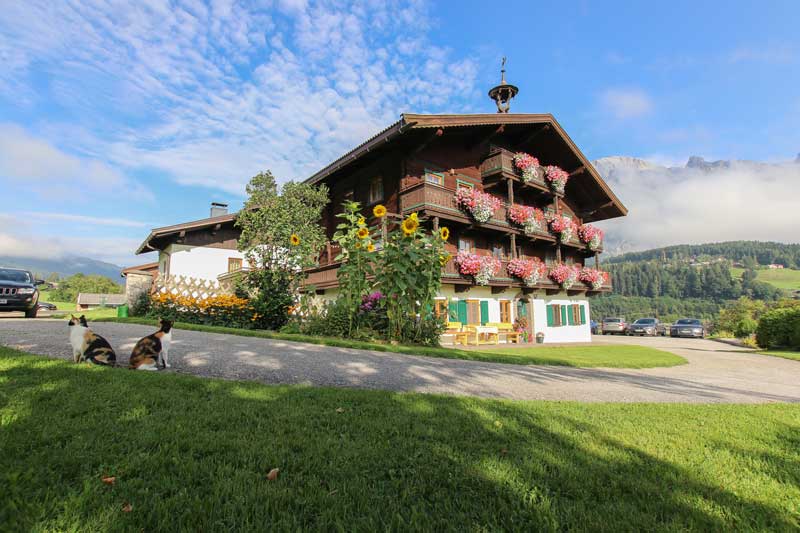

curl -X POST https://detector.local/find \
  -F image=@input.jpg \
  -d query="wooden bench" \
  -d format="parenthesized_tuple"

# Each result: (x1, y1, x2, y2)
(464, 325, 499, 345)
(485, 322, 522, 344)
(443, 322, 470, 346)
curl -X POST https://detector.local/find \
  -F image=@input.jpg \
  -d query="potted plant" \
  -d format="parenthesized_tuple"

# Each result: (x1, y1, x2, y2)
(578, 267, 607, 290)
(544, 165, 570, 194)
(512, 152, 540, 184)
(535, 331, 545, 344)
(454, 188, 502, 224)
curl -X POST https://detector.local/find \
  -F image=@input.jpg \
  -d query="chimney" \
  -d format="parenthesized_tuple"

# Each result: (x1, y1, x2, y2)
(210, 202, 229, 218)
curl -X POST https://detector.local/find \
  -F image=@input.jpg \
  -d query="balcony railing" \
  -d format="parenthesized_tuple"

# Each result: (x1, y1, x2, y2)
(398, 181, 601, 252)
(479, 146, 554, 194)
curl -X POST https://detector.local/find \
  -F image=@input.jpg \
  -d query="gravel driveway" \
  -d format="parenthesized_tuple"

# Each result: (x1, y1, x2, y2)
(1, 319, 799, 403)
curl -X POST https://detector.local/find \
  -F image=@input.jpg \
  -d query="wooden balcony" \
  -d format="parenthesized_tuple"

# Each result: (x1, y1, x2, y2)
(398, 181, 602, 252)
(479, 146, 556, 195)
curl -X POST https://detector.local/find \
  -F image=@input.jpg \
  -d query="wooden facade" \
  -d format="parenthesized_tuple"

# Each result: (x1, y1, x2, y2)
(304, 114, 626, 295)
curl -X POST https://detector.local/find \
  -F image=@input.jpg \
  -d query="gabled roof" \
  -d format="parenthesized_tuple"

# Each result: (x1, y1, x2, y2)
(305, 113, 627, 220)
(77, 293, 127, 306)
(121, 262, 159, 277)
(135, 212, 237, 254)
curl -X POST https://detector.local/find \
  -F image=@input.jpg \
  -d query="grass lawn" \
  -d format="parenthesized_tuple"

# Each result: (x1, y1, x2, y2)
(96, 317, 686, 368)
(730, 267, 800, 291)
(1, 348, 798, 531)
(38, 291, 119, 320)
(759, 350, 800, 362)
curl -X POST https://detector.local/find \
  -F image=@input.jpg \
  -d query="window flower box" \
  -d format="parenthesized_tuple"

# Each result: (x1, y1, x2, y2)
(549, 263, 579, 290)
(544, 165, 570, 194)
(578, 267, 608, 290)
(577, 224, 604, 251)
(455, 251, 501, 286)
(548, 214, 577, 244)
(507, 258, 548, 287)
(508, 204, 546, 236)
(454, 187, 502, 224)
(512, 152, 541, 184)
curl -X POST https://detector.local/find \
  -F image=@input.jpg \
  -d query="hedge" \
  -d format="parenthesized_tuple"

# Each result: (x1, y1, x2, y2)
(755, 307, 800, 349)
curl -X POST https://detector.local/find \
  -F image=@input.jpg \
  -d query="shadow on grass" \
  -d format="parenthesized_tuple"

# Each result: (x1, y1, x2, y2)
(1, 349, 798, 531)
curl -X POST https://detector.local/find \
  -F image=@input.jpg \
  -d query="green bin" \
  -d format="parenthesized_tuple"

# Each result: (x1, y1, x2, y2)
(117, 304, 129, 318)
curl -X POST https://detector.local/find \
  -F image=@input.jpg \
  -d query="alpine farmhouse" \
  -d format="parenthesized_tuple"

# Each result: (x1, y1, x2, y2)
(133, 75, 627, 343)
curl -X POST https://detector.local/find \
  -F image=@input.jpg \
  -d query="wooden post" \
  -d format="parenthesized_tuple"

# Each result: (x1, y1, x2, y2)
(556, 245, 562, 263)
(596, 252, 601, 268)
(326, 242, 331, 265)
(381, 217, 388, 242)
(510, 233, 517, 259)
(432, 216, 439, 232)
(507, 177, 514, 205)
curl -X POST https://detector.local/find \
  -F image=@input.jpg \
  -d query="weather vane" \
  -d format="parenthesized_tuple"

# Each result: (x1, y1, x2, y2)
(488, 56, 518, 113)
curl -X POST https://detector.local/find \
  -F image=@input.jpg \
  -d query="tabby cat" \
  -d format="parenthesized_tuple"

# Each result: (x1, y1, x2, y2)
(128, 319, 173, 370)
(68, 315, 117, 365)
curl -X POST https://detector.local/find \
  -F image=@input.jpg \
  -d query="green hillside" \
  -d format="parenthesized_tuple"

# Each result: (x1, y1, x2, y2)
(731, 267, 800, 291)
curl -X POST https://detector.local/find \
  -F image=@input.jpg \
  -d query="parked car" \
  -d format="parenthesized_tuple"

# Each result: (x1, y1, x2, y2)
(0, 267, 44, 318)
(670, 318, 706, 338)
(627, 318, 661, 336)
(601, 317, 627, 335)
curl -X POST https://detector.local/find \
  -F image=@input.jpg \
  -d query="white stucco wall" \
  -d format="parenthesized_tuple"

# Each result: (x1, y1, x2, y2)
(160, 244, 248, 281)
(531, 294, 591, 343)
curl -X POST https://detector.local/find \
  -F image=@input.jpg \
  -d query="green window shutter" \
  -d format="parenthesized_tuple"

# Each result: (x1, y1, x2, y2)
(546, 305, 554, 327)
(567, 305, 575, 325)
(448, 301, 458, 322)
(579, 305, 586, 325)
(560, 305, 567, 327)
(480, 301, 489, 325)
(457, 300, 468, 324)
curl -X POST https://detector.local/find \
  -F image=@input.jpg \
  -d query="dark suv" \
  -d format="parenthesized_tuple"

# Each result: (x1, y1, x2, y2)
(0, 268, 44, 318)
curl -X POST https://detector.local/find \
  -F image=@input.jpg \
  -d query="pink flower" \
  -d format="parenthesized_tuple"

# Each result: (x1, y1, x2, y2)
(455, 188, 502, 223)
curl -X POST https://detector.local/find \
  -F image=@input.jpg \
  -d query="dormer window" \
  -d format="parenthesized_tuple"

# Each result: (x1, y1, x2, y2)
(368, 177, 384, 204)
(425, 169, 444, 186)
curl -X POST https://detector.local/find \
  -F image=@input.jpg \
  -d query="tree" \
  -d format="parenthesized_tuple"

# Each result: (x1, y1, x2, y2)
(49, 273, 122, 303)
(236, 171, 329, 330)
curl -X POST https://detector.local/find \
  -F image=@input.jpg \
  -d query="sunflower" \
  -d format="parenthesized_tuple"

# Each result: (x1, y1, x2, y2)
(357, 217, 366, 226)
(290, 234, 301, 246)
(409, 212, 419, 222)
(367, 243, 375, 252)
(373, 204, 387, 218)
(355, 242, 362, 249)
(401, 216, 419, 236)
(357, 227, 370, 239)
(439, 253, 451, 267)
(439, 226, 450, 241)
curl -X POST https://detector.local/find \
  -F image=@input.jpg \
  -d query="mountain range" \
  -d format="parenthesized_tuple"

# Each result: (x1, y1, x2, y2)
(0, 255, 124, 282)
(591, 154, 800, 257)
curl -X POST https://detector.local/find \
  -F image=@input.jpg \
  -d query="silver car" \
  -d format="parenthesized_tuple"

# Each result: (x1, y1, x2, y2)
(670, 318, 705, 338)
(601, 317, 627, 335)
(628, 318, 660, 336)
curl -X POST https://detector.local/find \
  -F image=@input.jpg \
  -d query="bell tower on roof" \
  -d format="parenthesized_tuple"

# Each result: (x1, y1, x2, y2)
(488, 57, 519, 113)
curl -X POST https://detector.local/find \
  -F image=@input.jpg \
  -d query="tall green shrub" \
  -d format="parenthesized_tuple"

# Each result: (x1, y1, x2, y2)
(756, 306, 800, 349)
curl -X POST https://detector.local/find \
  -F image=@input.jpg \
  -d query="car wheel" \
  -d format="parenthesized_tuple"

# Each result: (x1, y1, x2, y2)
(25, 307, 38, 318)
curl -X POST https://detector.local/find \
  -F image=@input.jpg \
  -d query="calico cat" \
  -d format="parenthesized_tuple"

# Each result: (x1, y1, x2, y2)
(68, 315, 117, 366)
(128, 319, 173, 370)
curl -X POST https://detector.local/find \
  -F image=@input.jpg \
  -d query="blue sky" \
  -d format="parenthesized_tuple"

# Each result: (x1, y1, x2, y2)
(1, 0, 799, 265)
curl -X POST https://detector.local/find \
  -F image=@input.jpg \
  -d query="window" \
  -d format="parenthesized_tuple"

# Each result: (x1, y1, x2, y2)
(228, 257, 243, 272)
(492, 242, 508, 260)
(425, 169, 444, 186)
(467, 299, 481, 325)
(456, 179, 474, 191)
(499, 300, 511, 323)
(368, 177, 384, 204)
(434, 299, 448, 320)
(458, 237, 474, 253)
(546, 303, 586, 327)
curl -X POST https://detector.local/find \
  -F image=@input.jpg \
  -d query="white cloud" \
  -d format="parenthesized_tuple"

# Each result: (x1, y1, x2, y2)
(0, 0, 479, 195)
(599, 88, 653, 120)
(0, 124, 151, 200)
(0, 215, 142, 265)
(19, 212, 153, 228)
(593, 156, 800, 254)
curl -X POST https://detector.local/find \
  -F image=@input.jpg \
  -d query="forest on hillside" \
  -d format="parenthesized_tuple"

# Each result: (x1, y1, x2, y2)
(607, 241, 800, 268)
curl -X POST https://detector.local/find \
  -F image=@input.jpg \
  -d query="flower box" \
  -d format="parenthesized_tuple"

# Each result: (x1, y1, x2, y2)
(544, 165, 569, 194)
(548, 263, 579, 290)
(508, 204, 546, 236)
(455, 252, 501, 286)
(577, 224, 604, 251)
(512, 152, 541, 184)
(548, 214, 577, 244)
(578, 267, 608, 290)
(454, 188, 502, 224)
(507, 258, 548, 287)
